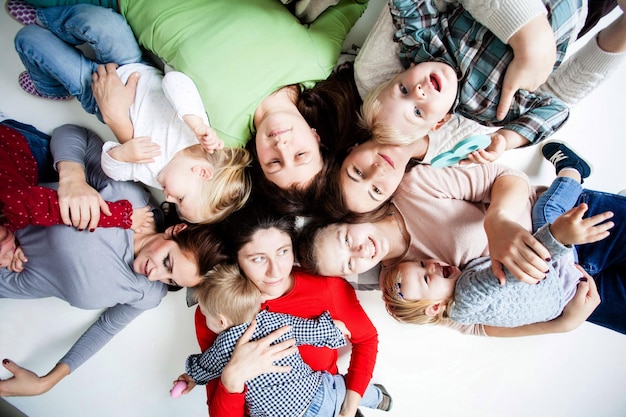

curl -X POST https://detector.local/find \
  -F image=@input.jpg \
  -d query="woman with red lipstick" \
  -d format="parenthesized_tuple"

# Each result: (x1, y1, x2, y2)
(0, 124, 227, 397)
(194, 201, 379, 417)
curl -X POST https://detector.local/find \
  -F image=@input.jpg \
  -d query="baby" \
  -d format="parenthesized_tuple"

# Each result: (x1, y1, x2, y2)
(14, 4, 252, 224)
(174, 263, 392, 417)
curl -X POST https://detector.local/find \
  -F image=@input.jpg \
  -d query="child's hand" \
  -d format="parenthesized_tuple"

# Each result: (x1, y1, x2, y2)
(9, 247, 28, 272)
(172, 374, 196, 395)
(550, 204, 614, 246)
(130, 205, 156, 234)
(183, 114, 224, 153)
(332, 319, 352, 340)
(197, 126, 224, 154)
(108, 136, 161, 164)
(461, 133, 506, 165)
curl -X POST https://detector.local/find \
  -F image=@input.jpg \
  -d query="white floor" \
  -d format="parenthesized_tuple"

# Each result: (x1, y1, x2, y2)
(1, 2, 626, 417)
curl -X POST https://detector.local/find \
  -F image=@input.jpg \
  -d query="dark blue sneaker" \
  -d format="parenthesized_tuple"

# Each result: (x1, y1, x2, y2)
(541, 140, 593, 181)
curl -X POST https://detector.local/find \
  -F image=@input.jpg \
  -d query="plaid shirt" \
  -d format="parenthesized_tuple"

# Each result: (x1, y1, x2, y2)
(390, 0, 585, 144)
(186, 309, 346, 417)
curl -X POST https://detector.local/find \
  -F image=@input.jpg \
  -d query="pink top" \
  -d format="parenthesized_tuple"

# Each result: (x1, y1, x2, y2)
(390, 163, 536, 268)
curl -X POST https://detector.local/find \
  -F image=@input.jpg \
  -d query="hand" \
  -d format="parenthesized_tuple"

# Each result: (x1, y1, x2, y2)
(496, 14, 556, 120)
(130, 205, 156, 234)
(108, 137, 161, 164)
(92, 63, 139, 142)
(332, 319, 351, 339)
(57, 161, 112, 231)
(220, 319, 297, 394)
(172, 374, 196, 395)
(486, 218, 550, 285)
(550, 204, 614, 246)
(556, 266, 600, 332)
(0, 226, 17, 269)
(0, 359, 50, 396)
(9, 247, 27, 273)
(183, 115, 224, 153)
(461, 133, 506, 165)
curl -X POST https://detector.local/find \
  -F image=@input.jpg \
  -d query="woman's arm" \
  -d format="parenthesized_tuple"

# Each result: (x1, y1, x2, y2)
(0, 361, 70, 397)
(0, 303, 147, 396)
(92, 63, 137, 143)
(484, 173, 550, 284)
(327, 278, 378, 412)
(51, 124, 113, 230)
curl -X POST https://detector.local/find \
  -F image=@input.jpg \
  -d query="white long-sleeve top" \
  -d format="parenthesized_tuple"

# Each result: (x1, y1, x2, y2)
(100, 63, 209, 189)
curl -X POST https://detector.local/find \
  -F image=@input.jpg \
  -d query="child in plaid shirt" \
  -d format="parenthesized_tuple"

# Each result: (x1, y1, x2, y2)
(362, 0, 626, 164)
(174, 263, 392, 417)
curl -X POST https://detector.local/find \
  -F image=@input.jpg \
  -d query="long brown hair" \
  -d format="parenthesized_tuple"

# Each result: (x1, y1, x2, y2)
(248, 62, 367, 217)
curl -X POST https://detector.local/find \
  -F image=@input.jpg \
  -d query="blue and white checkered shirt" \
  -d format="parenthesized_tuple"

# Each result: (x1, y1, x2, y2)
(390, 0, 585, 144)
(186, 309, 346, 417)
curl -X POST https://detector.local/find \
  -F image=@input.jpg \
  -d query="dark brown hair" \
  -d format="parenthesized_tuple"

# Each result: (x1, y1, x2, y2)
(217, 198, 297, 261)
(248, 62, 367, 217)
(170, 224, 228, 277)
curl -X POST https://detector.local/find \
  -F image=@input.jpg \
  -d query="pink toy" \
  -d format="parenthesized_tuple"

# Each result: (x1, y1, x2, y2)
(170, 380, 187, 399)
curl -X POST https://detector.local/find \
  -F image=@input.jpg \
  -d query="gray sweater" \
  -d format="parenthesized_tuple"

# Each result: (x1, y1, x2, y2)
(0, 124, 167, 371)
(448, 224, 581, 327)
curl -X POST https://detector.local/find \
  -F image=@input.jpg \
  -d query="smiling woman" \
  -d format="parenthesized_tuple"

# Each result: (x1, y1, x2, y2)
(0, 124, 226, 397)
(250, 85, 324, 192)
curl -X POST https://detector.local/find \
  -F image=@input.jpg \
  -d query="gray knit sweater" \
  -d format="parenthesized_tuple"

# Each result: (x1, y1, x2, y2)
(448, 224, 581, 327)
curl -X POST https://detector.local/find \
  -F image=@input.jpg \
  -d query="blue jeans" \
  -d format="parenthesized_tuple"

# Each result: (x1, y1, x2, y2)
(0, 119, 58, 183)
(14, 4, 142, 119)
(533, 177, 626, 334)
(532, 177, 583, 232)
(25, 0, 120, 11)
(303, 372, 383, 417)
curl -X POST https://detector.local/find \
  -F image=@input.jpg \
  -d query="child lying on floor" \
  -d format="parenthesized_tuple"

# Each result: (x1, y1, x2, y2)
(14, 3, 251, 224)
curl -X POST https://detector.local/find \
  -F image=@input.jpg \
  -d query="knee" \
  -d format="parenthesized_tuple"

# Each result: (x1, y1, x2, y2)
(14, 25, 47, 54)
(73, 4, 129, 34)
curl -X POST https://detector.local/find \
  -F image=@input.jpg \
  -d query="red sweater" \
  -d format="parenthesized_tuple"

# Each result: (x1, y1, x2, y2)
(0, 125, 132, 231)
(194, 269, 379, 417)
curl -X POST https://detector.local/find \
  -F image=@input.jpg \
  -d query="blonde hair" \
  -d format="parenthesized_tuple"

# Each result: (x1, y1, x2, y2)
(194, 263, 260, 326)
(360, 78, 424, 146)
(381, 263, 452, 325)
(193, 147, 253, 224)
